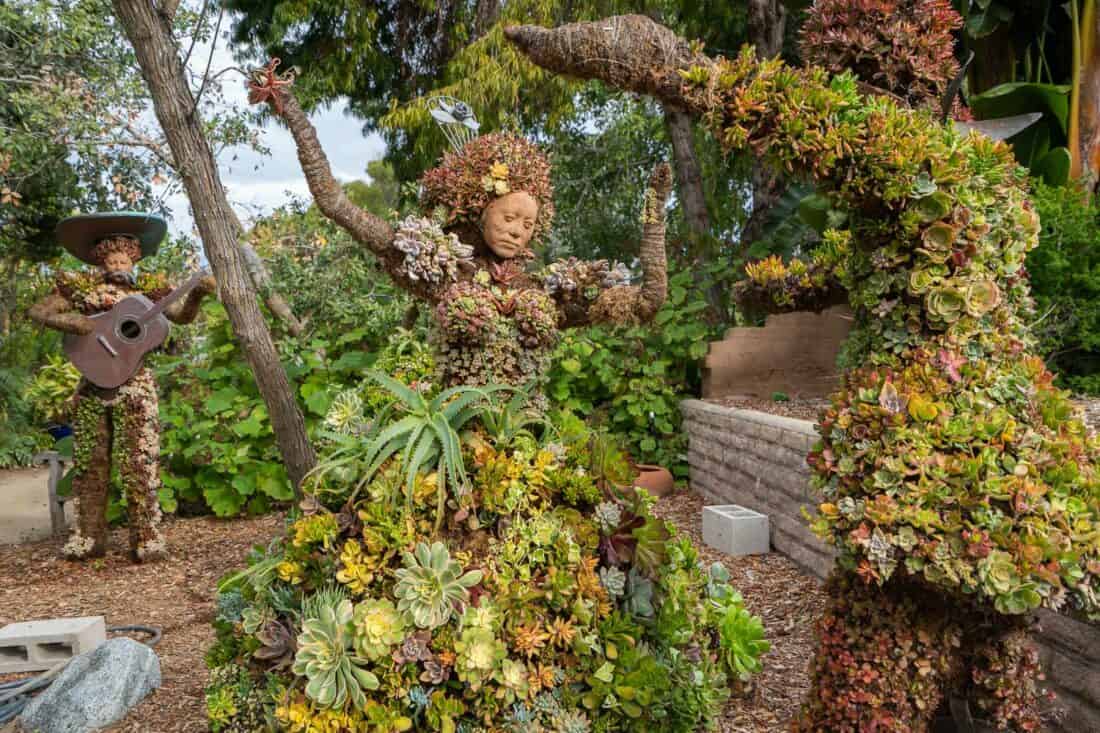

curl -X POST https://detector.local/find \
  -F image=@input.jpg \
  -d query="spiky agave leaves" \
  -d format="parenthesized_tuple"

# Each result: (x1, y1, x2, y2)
(305, 371, 506, 532)
(373, 373, 488, 508)
(394, 541, 483, 629)
(292, 599, 379, 710)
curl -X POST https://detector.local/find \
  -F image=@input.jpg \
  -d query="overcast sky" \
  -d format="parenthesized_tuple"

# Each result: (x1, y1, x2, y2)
(156, 26, 387, 238)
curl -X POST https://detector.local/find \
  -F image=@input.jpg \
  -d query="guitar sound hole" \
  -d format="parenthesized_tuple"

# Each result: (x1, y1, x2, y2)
(118, 319, 142, 341)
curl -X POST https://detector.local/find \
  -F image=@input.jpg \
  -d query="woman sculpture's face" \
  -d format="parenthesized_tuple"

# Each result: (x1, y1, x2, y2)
(481, 191, 539, 259)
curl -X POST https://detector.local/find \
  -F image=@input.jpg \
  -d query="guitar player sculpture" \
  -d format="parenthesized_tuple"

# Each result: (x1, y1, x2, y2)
(28, 212, 216, 562)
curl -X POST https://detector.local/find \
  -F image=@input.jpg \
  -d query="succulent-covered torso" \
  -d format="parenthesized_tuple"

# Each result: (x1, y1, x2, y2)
(54, 270, 171, 315)
(386, 216, 633, 391)
(53, 271, 173, 395)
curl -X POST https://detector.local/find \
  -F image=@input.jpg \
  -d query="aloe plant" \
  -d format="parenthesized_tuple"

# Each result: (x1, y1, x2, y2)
(477, 384, 552, 447)
(306, 370, 502, 530)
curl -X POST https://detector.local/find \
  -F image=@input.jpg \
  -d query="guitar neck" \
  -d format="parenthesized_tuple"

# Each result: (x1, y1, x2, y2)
(138, 270, 206, 325)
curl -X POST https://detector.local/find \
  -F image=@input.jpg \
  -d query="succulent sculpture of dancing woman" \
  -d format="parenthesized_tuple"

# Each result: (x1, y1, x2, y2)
(248, 61, 672, 395)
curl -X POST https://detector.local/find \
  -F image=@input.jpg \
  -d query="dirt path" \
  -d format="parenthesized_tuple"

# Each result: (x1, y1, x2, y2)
(0, 513, 284, 733)
(0, 468, 60, 545)
(0, 493, 824, 732)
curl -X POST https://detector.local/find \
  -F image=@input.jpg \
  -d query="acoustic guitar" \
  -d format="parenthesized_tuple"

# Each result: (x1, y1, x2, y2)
(64, 271, 208, 389)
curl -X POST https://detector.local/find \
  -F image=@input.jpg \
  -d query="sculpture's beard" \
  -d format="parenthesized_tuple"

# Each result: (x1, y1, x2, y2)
(104, 270, 136, 287)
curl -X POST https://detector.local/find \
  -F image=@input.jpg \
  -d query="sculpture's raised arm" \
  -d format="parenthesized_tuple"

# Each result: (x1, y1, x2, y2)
(248, 61, 396, 260)
(545, 162, 672, 328)
(504, 15, 710, 111)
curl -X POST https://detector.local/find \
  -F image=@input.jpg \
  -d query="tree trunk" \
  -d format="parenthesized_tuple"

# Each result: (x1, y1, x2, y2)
(664, 106, 710, 235)
(747, 0, 786, 59)
(663, 104, 724, 319)
(742, 1, 787, 266)
(111, 0, 317, 490)
(1075, 0, 1100, 190)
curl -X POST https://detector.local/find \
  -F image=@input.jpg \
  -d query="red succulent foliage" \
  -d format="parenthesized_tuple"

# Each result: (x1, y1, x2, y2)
(795, 573, 1044, 732)
(800, 0, 963, 108)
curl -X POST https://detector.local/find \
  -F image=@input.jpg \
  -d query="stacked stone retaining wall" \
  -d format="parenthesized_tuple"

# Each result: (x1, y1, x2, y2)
(681, 398, 1100, 732)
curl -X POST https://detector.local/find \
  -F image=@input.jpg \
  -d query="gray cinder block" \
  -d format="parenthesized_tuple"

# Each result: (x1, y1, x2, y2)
(0, 616, 106, 673)
(702, 504, 770, 557)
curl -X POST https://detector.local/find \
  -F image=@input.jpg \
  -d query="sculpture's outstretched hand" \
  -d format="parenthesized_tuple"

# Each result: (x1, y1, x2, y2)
(247, 59, 395, 258)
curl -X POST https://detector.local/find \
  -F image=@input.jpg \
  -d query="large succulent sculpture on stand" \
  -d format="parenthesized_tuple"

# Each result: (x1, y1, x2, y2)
(501, 12, 1100, 731)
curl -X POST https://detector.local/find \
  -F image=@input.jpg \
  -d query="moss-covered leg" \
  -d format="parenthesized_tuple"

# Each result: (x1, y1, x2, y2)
(65, 392, 111, 560)
(795, 572, 962, 733)
(963, 618, 1043, 730)
(115, 368, 167, 562)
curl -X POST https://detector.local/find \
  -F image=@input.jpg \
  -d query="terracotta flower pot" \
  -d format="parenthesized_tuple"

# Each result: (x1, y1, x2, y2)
(632, 464, 675, 498)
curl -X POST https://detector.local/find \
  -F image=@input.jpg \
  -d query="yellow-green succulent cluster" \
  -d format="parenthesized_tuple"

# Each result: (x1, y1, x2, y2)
(208, 423, 764, 731)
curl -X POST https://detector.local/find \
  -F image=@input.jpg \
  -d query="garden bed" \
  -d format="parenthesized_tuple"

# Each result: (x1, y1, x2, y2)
(0, 493, 824, 732)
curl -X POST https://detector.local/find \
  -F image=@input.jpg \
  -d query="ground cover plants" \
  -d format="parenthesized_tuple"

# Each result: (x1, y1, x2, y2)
(206, 379, 767, 732)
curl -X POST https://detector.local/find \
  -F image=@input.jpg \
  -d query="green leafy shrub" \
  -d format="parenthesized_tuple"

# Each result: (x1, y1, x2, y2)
(154, 297, 407, 517)
(0, 366, 50, 468)
(1027, 182, 1100, 393)
(23, 354, 80, 424)
(547, 267, 724, 477)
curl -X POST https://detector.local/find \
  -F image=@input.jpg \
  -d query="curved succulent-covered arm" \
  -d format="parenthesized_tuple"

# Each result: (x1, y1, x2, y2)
(164, 275, 217, 325)
(27, 293, 94, 335)
(586, 163, 672, 326)
(249, 63, 468, 303)
(249, 63, 397, 265)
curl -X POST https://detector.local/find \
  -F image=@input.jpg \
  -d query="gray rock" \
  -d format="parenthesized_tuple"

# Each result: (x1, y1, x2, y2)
(18, 637, 160, 733)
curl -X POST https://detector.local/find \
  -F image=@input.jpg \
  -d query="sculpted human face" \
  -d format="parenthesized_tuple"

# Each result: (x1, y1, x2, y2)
(102, 249, 135, 274)
(481, 191, 539, 259)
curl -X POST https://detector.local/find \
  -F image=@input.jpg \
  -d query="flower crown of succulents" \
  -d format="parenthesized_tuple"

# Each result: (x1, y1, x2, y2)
(91, 235, 143, 266)
(419, 132, 555, 246)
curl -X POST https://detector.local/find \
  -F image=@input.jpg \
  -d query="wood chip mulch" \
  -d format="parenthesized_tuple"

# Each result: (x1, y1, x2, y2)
(0, 492, 823, 732)
(707, 396, 829, 423)
(654, 490, 825, 732)
(0, 513, 284, 733)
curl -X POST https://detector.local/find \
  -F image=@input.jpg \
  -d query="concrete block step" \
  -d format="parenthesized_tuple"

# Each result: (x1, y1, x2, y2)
(0, 616, 106, 673)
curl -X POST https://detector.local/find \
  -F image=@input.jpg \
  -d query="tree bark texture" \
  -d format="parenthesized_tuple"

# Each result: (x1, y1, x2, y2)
(111, 0, 316, 490)
(664, 105, 710, 235)
(1076, 2, 1100, 190)
(742, 0, 787, 266)
(663, 104, 724, 318)
(747, 0, 786, 60)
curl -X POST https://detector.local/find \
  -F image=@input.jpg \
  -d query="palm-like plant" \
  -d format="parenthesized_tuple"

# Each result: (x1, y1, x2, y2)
(307, 370, 500, 530)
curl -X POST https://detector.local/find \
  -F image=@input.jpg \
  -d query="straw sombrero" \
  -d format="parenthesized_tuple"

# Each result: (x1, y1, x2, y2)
(55, 212, 166, 266)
